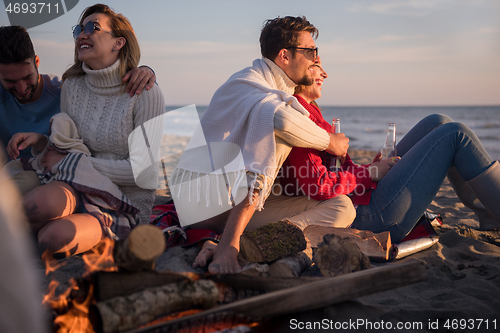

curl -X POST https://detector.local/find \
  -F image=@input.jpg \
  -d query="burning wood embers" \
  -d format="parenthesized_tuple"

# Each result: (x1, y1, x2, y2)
(42, 223, 428, 333)
(42, 225, 265, 333)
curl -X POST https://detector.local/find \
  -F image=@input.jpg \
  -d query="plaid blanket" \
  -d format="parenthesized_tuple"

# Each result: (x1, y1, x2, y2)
(150, 204, 220, 248)
(52, 152, 138, 240)
(25, 113, 138, 240)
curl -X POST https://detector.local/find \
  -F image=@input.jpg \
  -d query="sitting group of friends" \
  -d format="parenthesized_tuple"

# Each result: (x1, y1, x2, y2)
(1, 4, 499, 275)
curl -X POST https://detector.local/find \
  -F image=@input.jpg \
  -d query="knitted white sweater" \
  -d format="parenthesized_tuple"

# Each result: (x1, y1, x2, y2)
(60, 60, 165, 224)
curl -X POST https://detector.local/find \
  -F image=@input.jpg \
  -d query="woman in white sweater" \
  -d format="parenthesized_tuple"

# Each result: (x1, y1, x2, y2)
(7, 4, 164, 256)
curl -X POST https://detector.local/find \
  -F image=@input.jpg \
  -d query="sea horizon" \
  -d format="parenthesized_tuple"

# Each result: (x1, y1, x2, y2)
(163, 105, 500, 161)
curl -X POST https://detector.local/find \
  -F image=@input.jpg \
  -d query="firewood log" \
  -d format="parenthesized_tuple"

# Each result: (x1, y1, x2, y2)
(304, 226, 393, 261)
(268, 251, 312, 277)
(95, 279, 218, 333)
(113, 224, 165, 271)
(239, 220, 306, 263)
(239, 262, 270, 277)
(93, 270, 319, 304)
(92, 270, 198, 301)
(313, 234, 371, 277)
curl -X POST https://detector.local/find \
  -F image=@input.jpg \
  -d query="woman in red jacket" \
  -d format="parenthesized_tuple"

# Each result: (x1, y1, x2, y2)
(279, 61, 500, 242)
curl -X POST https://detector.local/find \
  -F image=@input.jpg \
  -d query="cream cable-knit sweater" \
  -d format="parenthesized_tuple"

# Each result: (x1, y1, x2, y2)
(60, 60, 165, 224)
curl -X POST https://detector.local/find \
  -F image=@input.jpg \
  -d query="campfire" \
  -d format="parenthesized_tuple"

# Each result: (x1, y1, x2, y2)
(42, 226, 262, 333)
(42, 224, 428, 333)
(42, 237, 116, 333)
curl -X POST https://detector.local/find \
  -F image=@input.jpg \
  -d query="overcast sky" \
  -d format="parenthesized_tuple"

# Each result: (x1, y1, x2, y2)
(1, 0, 499, 106)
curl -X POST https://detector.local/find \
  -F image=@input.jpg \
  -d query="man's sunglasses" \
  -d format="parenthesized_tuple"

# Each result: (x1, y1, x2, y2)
(72, 21, 115, 39)
(286, 47, 319, 59)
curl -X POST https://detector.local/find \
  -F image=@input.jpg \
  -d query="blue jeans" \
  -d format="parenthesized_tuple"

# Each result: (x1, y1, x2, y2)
(352, 114, 494, 242)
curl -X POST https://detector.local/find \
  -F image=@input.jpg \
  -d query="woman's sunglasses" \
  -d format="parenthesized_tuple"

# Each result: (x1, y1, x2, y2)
(72, 21, 115, 39)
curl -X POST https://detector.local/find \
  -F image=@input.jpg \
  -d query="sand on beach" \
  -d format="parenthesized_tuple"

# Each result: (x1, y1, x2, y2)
(41, 148, 500, 332)
(328, 150, 500, 326)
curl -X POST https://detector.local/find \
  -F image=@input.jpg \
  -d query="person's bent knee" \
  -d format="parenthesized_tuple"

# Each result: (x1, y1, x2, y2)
(23, 190, 62, 222)
(439, 121, 475, 138)
(322, 195, 356, 227)
(23, 190, 46, 221)
(23, 183, 78, 222)
(337, 195, 357, 226)
(37, 216, 102, 257)
(38, 226, 77, 256)
(425, 113, 453, 126)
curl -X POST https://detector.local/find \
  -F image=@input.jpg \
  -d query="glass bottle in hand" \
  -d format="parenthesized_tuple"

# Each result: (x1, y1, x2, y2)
(381, 123, 396, 159)
(330, 118, 341, 173)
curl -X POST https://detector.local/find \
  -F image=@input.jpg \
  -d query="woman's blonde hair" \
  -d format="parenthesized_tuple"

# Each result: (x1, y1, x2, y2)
(62, 4, 140, 85)
(294, 84, 306, 96)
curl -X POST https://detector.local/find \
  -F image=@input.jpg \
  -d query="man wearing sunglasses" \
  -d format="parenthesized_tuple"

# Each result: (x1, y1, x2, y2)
(174, 16, 353, 274)
(0, 25, 156, 161)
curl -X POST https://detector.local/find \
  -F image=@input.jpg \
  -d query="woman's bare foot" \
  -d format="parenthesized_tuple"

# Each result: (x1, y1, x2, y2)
(192, 240, 217, 268)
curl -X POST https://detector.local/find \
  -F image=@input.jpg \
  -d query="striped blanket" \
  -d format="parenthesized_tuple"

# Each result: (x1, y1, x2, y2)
(28, 113, 138, 240)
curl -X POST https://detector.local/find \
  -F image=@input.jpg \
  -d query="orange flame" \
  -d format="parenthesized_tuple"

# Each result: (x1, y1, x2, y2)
(53, 283, 95, 333)
(43, 238, 234, 332)
(41, 250, 67, 275)
(82, 237, 118, 273)
(42, 280, 70, 312)
(43, 238, 118, 333)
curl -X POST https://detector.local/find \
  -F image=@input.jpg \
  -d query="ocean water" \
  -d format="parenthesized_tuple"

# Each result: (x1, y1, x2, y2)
(164, 105, 500, 161)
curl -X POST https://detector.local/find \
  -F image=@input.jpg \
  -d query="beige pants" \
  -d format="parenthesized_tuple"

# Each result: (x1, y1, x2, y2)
(249, 192, 356, 231)
(187, 136, 356, 232)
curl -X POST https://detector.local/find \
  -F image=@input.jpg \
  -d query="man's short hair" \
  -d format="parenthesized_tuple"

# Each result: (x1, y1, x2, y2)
(260, 16, 318, 60)
(0, 26, 35, 64)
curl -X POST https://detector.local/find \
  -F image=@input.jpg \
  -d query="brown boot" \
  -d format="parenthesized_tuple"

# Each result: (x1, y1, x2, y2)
(465, 161, 500, 230)
(447, 166, 498, 230)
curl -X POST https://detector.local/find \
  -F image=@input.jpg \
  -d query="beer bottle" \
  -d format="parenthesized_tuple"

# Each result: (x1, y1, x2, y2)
(381, 123, 396, 159)
(331, 118, 341, 173)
